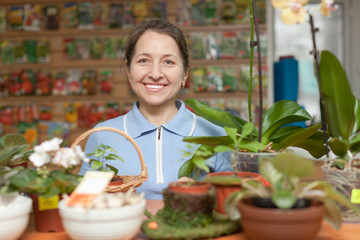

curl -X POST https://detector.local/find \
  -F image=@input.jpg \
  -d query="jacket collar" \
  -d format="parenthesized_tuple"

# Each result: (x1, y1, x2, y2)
(124, 100, 196, 139)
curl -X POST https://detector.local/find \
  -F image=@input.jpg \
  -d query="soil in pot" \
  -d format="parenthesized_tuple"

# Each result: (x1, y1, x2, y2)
(238, 198, 326, 240)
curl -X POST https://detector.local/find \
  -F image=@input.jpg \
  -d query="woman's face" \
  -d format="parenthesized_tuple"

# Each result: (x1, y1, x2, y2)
(127, 31, 188, 108)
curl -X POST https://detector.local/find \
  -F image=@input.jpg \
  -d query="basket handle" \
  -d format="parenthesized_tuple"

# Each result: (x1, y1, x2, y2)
(71, 126, 148, 180)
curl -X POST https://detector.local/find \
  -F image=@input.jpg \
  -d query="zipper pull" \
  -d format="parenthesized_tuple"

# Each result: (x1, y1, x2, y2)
(158, 126, 161, 140)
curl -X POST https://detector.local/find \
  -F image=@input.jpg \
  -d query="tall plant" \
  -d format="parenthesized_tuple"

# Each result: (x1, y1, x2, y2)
(179, 0, 327, 178)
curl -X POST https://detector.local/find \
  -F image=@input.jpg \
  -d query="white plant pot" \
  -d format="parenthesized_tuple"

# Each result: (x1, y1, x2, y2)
(0, 194, 32, 240)
(59, 198, 146, 240)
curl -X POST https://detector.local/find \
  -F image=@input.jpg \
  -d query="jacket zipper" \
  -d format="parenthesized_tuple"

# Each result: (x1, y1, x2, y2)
(156, 126, 164, 183)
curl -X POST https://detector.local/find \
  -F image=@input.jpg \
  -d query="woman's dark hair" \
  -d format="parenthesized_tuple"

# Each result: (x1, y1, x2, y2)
(124, 18, 190, 72)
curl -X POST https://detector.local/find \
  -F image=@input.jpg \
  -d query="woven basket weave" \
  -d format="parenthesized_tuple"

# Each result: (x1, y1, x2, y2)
(71, 126, 148, 193)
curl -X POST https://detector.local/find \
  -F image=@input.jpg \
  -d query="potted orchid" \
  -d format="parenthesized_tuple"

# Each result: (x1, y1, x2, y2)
(272, 0, 360, 222)
(1, 137, 89, 232)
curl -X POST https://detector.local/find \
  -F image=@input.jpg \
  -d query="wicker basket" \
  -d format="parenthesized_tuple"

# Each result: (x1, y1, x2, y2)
(71, 126, 148, 193)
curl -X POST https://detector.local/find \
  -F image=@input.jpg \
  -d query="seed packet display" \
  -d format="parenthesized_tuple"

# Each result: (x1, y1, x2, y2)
(35, 70, 52, 96)
(0, 8, 6, 33)
(38, 103, 53, 121)
(226, 99, 241, 117)
(76, 39, 90, 59)
(205, 32, 221, 60)
(8, 71, 21, 96)
(19, 69, 36, 96)
(256, 0, 266, 23)
(0, 73, 9, 97)
(103, 38, 117, 59)
(108, 3, 124, 28)
(13, 41, 26, 64)
(1, 41, 14, 64)
(123, 2, 135, 28)
(81, 70, 96, 95)
(63, 2, 78, 28)
(89, 103, 105, 127)
(151, 1, 167, 19)
(237, 32, 250, 58)
(105, 103, 120, 120)
(223, 67, 238, 92)
(221, 32, 238, 59)
(220, 0, 236, 24)
(239, 65, 251, 92)
(133, 1, 150, 24)
(191, 67, 208, 93)
(36, 39, 50, 63)
(116, 36, 127, 59)
(24, 40, 37, 63)
(52, 71, 67, 96)
(207, 66, 223, 92)
(190, 32, 206, 60)
(67, 70, 82, 95)
(18, 121, 38, 147)
(235, 0, 249, 24)
(44, 5, 60, 30)
(205, 0, 219, 25)
(253, 33, 267, 58)
(64, 38, 76, 59)
(99, 69, 115, 95)
(209, 98, 225, 111)
(64, 103, 79, 128)
(93, 2, 109, 29)
(48, 122, 70, 146)
(78, 2, 94, 30)
(8, 6, 24, 30)
(191, 0, 206, 26)
(23, 4, 42, 31)
(176, 0, 191, 27)
(254, 64, 268, 91)
(90, 38, 102, 59)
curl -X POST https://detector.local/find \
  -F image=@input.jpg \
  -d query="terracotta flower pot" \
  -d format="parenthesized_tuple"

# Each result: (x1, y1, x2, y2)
(29, 194, 64, 232)
(168, 181, 211, 194)
(237, 198, 326, 240)
(207, 171, 263, 214)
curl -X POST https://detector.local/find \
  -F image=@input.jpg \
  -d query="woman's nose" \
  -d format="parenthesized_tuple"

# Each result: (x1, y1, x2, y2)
(147, 64, 163, 79)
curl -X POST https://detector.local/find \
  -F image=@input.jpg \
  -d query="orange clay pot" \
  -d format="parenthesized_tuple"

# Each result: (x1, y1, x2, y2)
(206, 171, 263, 215)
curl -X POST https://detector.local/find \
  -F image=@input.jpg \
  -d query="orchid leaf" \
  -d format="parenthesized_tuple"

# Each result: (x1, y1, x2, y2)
(183, 136, 233, 147)
(185, 98, 246, 130)
(328, 138, 348, 158)
(202, 175, 243, 186)
(354, 98, 360, 133)
(319, 50, 356, 140)
(262, 100, 312, 142)
(272, 124, 321, 150)
(350, 134, 360, 153)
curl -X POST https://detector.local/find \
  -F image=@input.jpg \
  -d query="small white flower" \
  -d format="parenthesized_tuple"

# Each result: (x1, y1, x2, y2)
(73, 145, 89, 163)
(34, 138, 62, 152)
(29, 151, 51, 167)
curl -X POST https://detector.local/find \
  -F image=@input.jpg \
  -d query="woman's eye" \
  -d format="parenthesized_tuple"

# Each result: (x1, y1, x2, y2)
(138, 59, 148, 63)
(164, 60, 174, 65)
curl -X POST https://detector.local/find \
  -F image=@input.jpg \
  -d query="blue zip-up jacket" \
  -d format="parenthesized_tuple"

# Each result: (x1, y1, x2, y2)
(79, 100, 232, 199)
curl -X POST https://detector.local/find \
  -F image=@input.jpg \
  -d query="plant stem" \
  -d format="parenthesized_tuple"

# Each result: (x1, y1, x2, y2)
(248, 0, 263, 143)
(309, 14, 329, 158)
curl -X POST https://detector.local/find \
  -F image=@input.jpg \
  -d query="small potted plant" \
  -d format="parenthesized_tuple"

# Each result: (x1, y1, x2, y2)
(0, 133, 33, 240)
(224, 152, 360, 240)
(86, 143, 125, 189)
(58, 188, 146, 240)
(2, 137, 89, 232)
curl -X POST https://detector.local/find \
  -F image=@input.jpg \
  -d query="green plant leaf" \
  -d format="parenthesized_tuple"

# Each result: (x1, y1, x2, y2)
(319, 50, 356, 141)
(241, 122, 255, 138)
(91, 161, 103, 170)
(178, 159, 195, 178)
(322, 198, 342, 231)
(202, 175, 243, 186)
(272, 152, 314, 178)
(262, 100, 312, 142)
(350, 133, 360, 153)
(93, 149, 106, 158)
(354, 98, 360, 133)
(328, 138, 348, 157)
(183, 136, 234, 147)
(105, 153, 124, 162)
(184, 98, 246, 130)
(224, 191, 245, 220)
(8, 168, 38, 188)
(214, 145, 233, 152)
(271, 190, 296, 209)
(0, 134, 28, 148)
(106, 164, 119, 175)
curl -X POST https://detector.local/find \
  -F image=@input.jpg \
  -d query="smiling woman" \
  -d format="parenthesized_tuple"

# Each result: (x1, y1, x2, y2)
(78, 18, 232, 200)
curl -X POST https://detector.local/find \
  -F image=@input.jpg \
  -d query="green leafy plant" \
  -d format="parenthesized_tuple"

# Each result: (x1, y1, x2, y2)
(0, 134, 32, 186)
(2, 137, 87, 197)
(179, 0, 327, 177)
(224, 152, 360, 230)
(87, 143, 124, 175)
(318, 50, 360, 169)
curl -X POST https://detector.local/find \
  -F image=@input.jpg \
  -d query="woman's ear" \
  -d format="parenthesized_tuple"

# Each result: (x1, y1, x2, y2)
(126, 63, 131, 82)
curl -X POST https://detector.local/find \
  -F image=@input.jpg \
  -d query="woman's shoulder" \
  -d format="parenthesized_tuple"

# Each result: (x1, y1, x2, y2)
(193, 114, 226, 137)
(94, 115, 125, 129)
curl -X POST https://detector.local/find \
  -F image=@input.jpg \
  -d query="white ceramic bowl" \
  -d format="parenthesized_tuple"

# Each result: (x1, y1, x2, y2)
(59, 199, 146, 240)
(0, 194, 32, 240)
